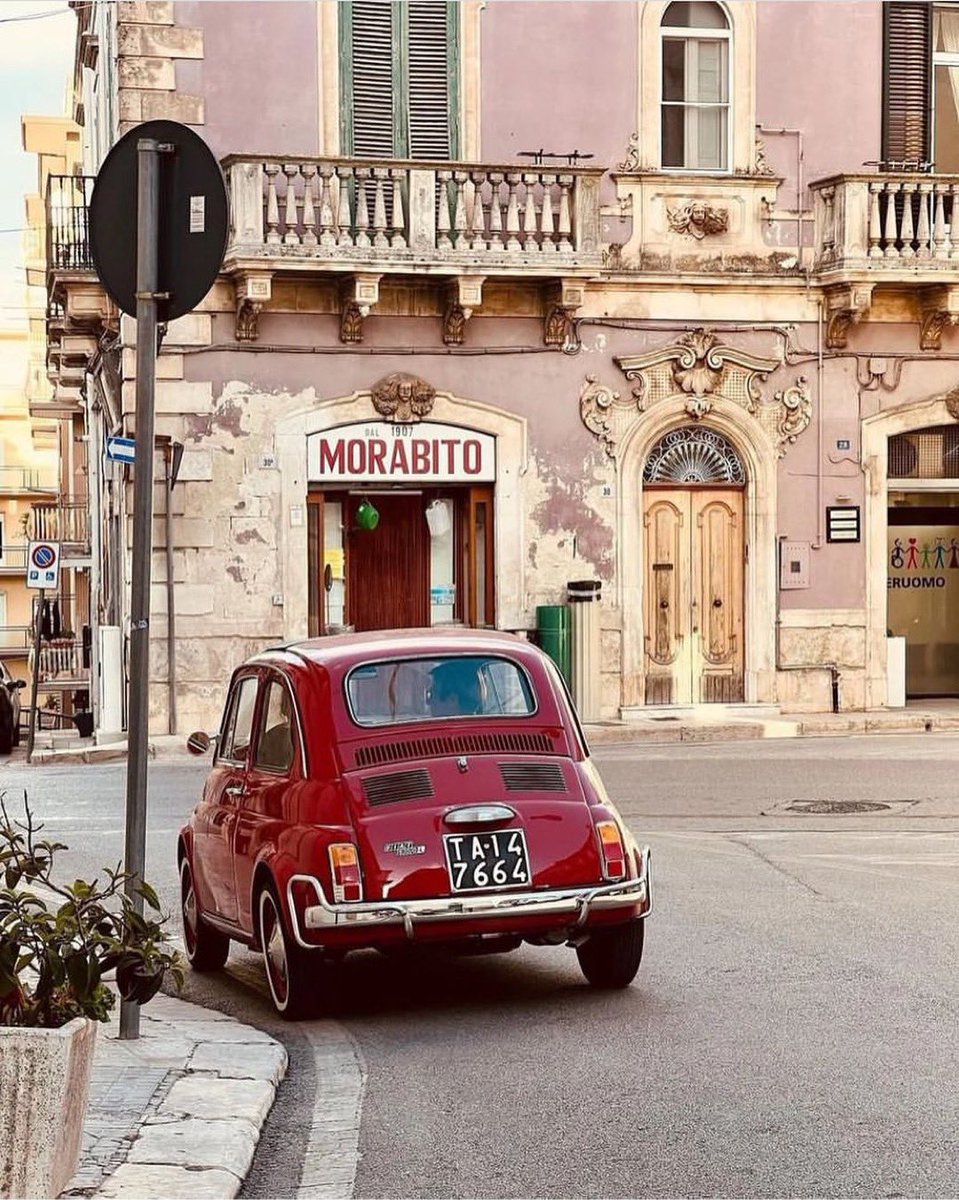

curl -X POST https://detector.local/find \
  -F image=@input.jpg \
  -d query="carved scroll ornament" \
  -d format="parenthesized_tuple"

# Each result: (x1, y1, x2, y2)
(371, 373, 436, 422)
(576, 327, 814, 460)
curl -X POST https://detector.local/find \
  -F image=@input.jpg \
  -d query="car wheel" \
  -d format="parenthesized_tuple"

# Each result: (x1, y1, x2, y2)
(0, 730, 11, 756)
(258, 886, 319, 1020)
(576, 919, 645, 989)
(180, 859, 229, 972)
(12, 721, 20, 747)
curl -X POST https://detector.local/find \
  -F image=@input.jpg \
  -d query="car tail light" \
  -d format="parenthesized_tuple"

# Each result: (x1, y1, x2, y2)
(595, 820, 626, 881)
(328, 843, 363, 903)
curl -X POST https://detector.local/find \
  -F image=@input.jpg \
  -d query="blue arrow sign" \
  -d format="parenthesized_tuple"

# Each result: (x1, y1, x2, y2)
(106, 436, 136, 464)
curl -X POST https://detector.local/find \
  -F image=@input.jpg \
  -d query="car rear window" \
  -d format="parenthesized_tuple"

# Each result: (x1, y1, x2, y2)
(346, 656, 537, 726)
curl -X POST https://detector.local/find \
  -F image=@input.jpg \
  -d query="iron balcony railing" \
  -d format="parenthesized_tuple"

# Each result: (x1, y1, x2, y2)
(46, 174, 96, 276)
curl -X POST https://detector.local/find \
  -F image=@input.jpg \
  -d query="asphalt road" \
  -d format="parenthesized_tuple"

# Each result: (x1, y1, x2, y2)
(3, 735, 959, 1197)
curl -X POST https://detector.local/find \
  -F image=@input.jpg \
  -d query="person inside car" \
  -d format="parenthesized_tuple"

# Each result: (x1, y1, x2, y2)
(429, 660, 485, 718)
(256, 686, 295, 772)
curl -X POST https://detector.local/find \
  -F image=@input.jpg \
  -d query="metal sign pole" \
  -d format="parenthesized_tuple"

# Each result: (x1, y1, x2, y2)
(119, 137, 161, 1040)
(25, 589, 44, 765)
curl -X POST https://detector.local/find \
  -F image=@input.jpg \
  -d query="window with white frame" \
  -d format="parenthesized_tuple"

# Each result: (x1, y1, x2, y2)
(934, 5, 959, 171)
(661, 1, 730, 172)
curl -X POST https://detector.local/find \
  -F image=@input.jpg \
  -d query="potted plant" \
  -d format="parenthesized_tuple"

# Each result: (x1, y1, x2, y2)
(0, 795, 182, 1198)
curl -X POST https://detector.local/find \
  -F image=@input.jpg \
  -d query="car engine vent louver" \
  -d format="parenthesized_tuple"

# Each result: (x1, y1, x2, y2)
(499, 763, 567, 792)
(362, 768, 434, 807)
(355, 731, 554, 768)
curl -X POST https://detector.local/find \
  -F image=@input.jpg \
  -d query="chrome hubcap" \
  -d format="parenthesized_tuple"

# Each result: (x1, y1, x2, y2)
(263, 901, 288, 1000)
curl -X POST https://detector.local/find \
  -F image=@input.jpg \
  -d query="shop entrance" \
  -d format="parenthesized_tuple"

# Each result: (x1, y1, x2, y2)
(308, 486, 494, 634)
(887, 425, 959, 696)
(642, 427, 746, 704)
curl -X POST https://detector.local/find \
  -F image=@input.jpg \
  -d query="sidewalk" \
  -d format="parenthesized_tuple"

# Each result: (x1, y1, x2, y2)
(62, 993, 287, 1199)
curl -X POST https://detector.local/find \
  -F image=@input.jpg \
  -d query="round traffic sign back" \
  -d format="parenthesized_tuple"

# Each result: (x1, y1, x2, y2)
(89, 120, 228, 323)
(32, 544, 55, 570)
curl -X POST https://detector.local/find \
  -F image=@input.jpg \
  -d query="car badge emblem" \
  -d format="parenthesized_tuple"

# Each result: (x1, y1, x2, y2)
(456, 756, 469, 773)
(384, 840, 426, 857)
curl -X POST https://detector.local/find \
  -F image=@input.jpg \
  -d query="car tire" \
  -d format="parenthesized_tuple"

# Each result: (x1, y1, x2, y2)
(12, 722, 19, 747)
(0, 730, 11, 756)
(180, 859, 229, 972)
(258, 886, 319, 1020)
(576, 919, 645, 989)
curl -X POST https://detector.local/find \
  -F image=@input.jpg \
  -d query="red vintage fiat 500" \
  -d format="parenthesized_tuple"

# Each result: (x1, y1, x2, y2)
(180, 629, 651, 1018)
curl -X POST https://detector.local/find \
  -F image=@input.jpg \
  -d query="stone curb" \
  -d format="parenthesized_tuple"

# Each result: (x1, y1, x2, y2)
(63, 994, 287, 1199)
(584, 712, 959, 747)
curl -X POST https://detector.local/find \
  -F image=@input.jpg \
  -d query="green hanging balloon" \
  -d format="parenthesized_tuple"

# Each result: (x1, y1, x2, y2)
(356, 499, 380, 531)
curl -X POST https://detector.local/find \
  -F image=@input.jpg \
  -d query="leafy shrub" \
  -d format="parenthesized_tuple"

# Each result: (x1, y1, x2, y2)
(0, 795, 182, 1028)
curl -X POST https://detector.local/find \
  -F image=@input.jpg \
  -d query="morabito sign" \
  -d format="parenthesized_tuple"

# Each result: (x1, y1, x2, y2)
(307, 421, 496, 484)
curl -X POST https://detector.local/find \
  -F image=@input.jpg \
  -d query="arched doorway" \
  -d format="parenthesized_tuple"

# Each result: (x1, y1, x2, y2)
(642, 426, 746, 704)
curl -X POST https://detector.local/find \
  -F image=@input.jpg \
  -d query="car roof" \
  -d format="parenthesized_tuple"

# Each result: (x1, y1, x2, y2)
(252, 628, 540, 673)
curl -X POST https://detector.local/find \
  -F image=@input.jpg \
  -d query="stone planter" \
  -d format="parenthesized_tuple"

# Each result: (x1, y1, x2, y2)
(0, 1017, 97, 1198)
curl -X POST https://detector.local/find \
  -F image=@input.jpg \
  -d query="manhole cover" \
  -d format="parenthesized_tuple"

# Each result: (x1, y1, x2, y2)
(786, 800, 891, 814)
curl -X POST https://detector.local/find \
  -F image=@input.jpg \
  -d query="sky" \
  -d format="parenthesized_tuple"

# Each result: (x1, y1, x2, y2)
(0, 0, 76, 332)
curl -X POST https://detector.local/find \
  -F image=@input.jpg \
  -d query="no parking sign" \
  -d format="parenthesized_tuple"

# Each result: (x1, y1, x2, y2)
(27, 541, 61, 590)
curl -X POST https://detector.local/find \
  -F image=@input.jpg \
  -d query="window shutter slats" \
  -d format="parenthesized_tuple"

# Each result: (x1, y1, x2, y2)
(352, 0, 395, 158)
(408, 0, 452, 159)
(883, 1, 932, 165)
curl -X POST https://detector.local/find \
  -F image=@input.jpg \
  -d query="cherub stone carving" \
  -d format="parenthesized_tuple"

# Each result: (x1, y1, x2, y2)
(666, 201, 729, 240)
(371, 373, 436, 423)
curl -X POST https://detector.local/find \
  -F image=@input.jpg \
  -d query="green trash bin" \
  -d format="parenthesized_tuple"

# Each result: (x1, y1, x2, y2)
(536, 604, 571, 686)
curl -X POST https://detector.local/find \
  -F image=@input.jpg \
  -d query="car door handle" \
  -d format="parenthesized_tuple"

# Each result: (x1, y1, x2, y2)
(224, 785, 245, 798)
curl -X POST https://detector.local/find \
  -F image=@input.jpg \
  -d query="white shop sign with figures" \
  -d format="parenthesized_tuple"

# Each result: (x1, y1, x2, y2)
(308, 421, 496, 484)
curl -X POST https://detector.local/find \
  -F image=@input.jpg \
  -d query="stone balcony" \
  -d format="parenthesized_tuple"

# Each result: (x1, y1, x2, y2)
(811, 171, 959, 349)
(223, 154, 605, 343)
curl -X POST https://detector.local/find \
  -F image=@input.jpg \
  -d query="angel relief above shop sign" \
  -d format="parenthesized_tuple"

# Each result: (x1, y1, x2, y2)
(578, 328, 812, 459)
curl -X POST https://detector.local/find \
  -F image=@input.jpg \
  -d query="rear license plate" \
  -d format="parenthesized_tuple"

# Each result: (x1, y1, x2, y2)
(444, 829, 531, 892)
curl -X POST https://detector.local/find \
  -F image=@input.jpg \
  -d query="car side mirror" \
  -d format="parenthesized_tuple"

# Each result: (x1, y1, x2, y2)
(186, 731, 216, 755)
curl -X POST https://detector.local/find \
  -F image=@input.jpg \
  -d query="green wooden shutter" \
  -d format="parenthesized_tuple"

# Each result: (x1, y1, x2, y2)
(883, 1, 932, 165)
(342, 0, 398, 157)
(407, 0, 460, 159)
(341, 1, 459, 160)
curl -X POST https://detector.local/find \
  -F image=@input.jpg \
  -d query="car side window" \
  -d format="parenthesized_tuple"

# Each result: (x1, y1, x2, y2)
(254, 679, 297, 774)
(218, 676, 259, 764)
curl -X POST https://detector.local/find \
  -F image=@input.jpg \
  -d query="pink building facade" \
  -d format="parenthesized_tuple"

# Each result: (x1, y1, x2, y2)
(39, 0, 959, 732)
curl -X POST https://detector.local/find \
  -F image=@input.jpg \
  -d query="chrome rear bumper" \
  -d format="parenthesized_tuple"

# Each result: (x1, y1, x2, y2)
(287, 847, 651, 946)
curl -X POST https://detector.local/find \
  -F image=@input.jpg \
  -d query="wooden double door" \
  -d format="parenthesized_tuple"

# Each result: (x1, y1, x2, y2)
(643, 487, 745, 705)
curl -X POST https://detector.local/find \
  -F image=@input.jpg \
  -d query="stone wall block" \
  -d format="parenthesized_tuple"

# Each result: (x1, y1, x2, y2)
(164, 313, 213, 346)
(600, 629, 621, 674)
(118, 23, 203, 57)
(156, 381, 214, 415)
(150, 583, 214, 616)
(118, 2, 174, 24)
(229, 516, 276, 549)
(779, 626, 866, 669)
(140, 92, 205, 125)
(176, 451, 214, 482)
(117, 56, 176, 90)
(118, 91, 143, 122)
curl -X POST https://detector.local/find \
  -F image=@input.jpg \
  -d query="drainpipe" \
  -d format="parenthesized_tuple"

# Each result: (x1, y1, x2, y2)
(814, 298, 825, 549)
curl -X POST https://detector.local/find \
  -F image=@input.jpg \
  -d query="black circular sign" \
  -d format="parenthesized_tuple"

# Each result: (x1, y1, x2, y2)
(89, 120, 227, 323)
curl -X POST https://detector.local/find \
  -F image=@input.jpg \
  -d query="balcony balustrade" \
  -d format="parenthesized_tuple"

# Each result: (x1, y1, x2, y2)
(0, 466, 58, 494)
(28, 501, 90, 548)
(36, 639, 88, 687)
(812, 172, 959, 272)
(223, 155, 603, 273)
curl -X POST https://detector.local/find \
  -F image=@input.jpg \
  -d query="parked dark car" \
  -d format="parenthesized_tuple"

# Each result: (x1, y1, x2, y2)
(0, 663, 26, 754)
(180, 629, 652, 1019)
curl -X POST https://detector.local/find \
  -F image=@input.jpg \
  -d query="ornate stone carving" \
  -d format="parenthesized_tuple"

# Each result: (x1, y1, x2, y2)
(944, 384, 959, 421)
(371, 373, 436, 423)
(340, 301, 365, 344)
(443, 303, 468, 346)
(673, 329, 724, 397)
(234, 298, 261, 342)
(666, 202, 729, 239)
(685, 396, 713, 420)
(753, 137, 775, 176)
(544, 306, 574, 347)
(579, 375, 642, 458)
(774, 376, 812, 456)
(617, 132, 641, 173)
(824, 284, 873, 349)
(919, 285, 959, 351)
(586, 328, 811, 459)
